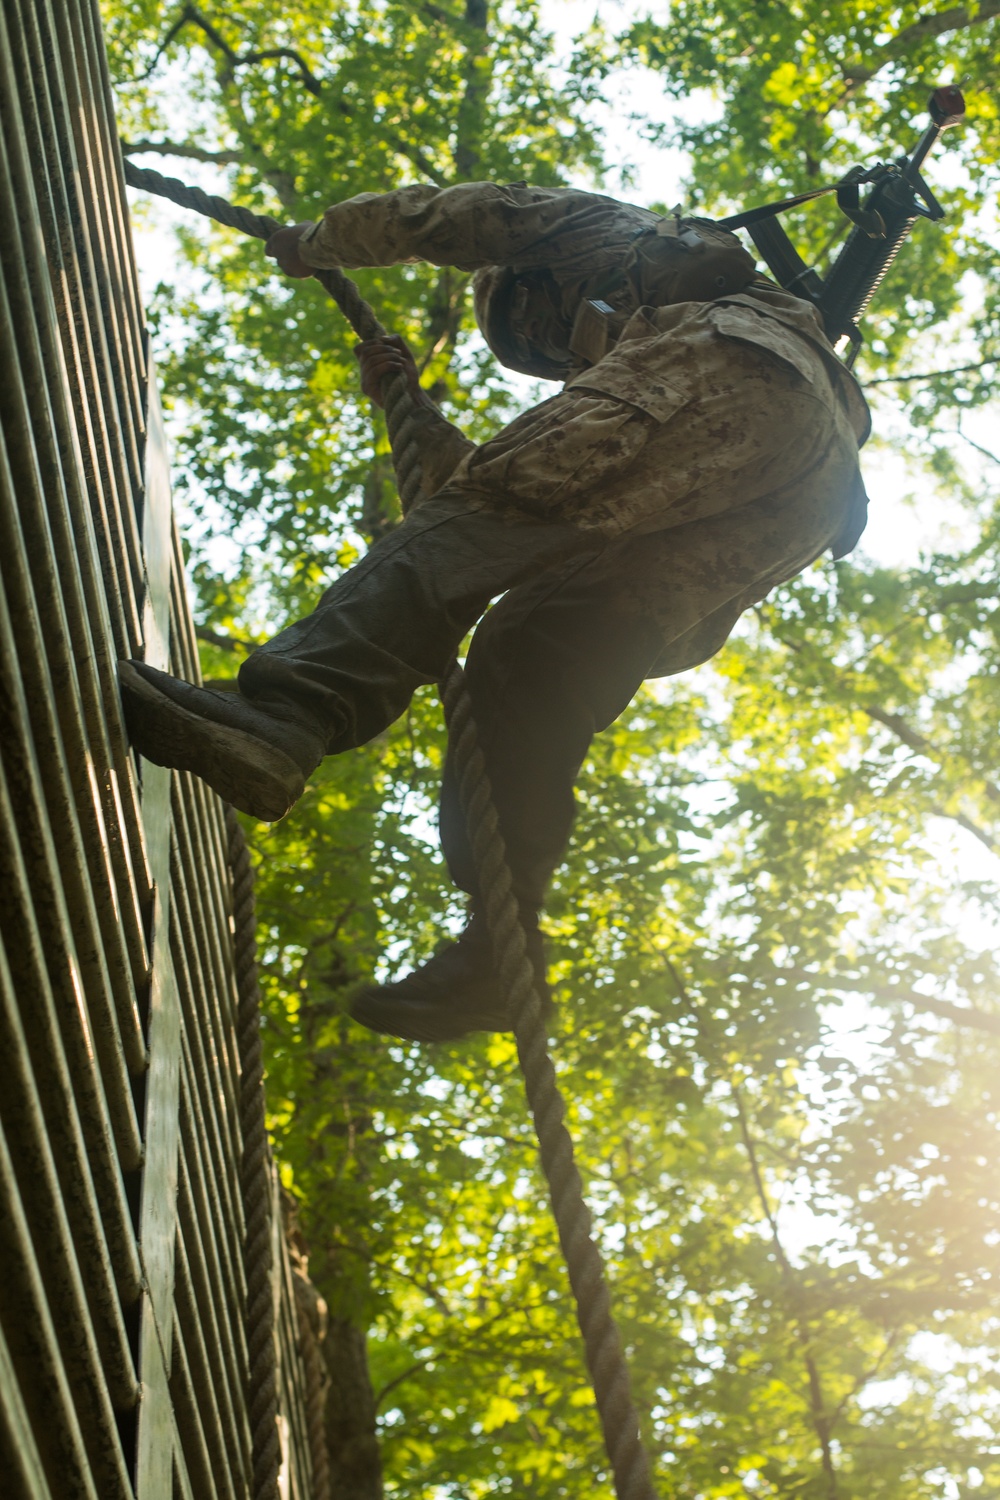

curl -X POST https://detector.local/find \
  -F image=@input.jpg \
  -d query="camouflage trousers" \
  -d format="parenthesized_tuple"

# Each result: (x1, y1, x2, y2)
(240, 334, 864, 907)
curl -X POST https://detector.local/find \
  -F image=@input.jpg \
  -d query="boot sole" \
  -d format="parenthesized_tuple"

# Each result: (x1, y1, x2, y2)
(119, 661, 306, 822)
(350, 987, 512, 1043)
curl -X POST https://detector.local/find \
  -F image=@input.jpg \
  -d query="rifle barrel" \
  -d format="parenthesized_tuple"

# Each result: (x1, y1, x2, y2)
(906, 85, 965, 179)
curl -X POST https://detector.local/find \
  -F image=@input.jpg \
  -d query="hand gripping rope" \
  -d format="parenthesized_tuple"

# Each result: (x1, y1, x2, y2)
(123, 157, 658, 1500)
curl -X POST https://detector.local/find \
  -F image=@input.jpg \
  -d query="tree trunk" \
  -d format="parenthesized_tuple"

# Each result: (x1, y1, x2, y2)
(324, 1315, 384, 1500)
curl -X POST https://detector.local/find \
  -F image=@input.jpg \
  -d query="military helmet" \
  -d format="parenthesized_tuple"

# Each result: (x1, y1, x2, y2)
(472, 264, 572, 381)
(473, 215, 758, 380)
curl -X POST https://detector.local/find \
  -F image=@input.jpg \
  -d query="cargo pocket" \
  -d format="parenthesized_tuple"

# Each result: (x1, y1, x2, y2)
(569, 364, 690, 424)
(708, 305, 819, 386)
(463, 385, 678, 523)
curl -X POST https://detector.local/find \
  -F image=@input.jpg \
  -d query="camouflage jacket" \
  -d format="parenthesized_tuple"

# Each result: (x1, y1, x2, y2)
(298, 183, 870, 550)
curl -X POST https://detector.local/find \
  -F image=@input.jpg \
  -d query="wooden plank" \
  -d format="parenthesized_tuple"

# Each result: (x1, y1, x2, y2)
(0, 1314, 53, 1500)
(134, 355, 182, 1500)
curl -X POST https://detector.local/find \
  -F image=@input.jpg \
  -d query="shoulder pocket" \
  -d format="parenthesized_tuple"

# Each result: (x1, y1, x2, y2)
(566, 363, 688, 423)
(709, 306, 818, 386)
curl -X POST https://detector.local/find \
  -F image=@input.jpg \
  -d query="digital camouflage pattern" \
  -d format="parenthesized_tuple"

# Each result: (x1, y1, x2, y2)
(298, 182, 871, 677)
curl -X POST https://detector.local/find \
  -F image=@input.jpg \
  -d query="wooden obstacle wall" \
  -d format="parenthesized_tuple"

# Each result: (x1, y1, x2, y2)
(0, 1, 321, 1495)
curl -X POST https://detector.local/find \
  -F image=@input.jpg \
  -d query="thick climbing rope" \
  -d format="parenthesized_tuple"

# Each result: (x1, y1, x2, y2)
(291, 1269, 333, 1500)
(226, 806, 282, 1500)
(128, 158, 658, 1500)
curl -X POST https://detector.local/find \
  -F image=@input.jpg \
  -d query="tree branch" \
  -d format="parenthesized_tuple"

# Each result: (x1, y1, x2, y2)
(771, 628, 1000, 835)
(860, 710, 1000, 840)
(861, 361, 995, 387)
(957, 426, 1000, 467)
(841, 0, 1000, 88)
(453, 0, 491, 180)
(901, 990, 1000, 1035)
(829, 1332, 902, 1428)
(780, 967, 1000, 1035)
(136, 8, 196, 80)
(418, 0, 459, 22)
(372, 1285, 564, 1413)
(733, 1084, 839, 1499)
(862, 705, 933, 756)
(142, 4, 448, 186)
(866, 706, 1000, 811)
(161, 5, 326, 95)
(121, 137, 247, 166)
(195, 624, 255, 653)
(373, 1355, 436, 1411)
(942, 806, 998, 854)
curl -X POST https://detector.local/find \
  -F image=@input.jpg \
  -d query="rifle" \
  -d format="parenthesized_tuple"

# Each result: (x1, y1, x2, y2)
(719, 86, 966, 365)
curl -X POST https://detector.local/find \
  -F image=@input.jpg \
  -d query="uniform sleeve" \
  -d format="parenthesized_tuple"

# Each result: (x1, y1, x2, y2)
(409, 406, 477, 499)
(296, 182, 624, 273)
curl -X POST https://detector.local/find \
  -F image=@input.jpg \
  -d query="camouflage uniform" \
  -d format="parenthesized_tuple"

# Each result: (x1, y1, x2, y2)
(240, 183, 870, 906)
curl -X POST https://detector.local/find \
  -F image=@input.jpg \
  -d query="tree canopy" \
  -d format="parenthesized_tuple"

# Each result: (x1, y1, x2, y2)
(106, 3, 1000, 1496)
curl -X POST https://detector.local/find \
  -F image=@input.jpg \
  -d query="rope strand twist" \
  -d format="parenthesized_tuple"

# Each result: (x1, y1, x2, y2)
(227, 807, 282, 1500)
(127, 155, 658, 1500)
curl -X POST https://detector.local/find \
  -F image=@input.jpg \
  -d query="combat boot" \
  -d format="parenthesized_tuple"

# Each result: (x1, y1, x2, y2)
(119, 660, 326, 821)
(350, 910, 550, 1043)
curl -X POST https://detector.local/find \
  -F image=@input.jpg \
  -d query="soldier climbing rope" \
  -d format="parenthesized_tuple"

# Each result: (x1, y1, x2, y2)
(121, 155, 659, 1500)
(121, 97, 963, 1486)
